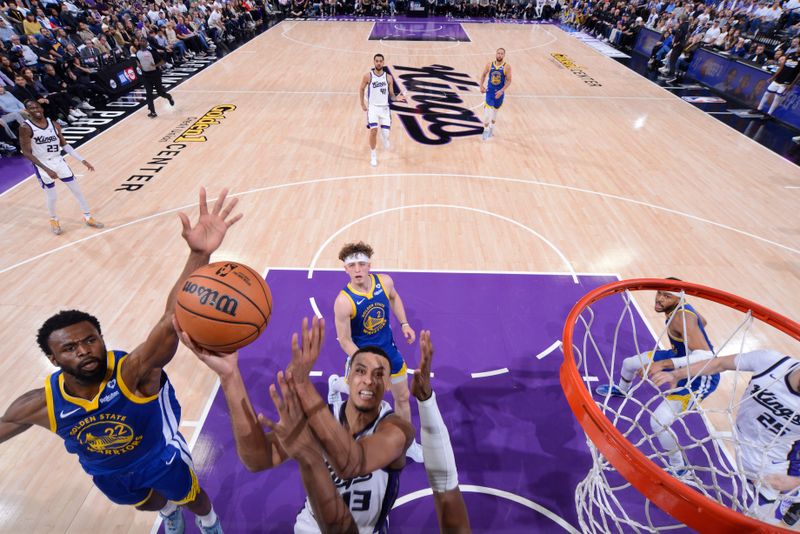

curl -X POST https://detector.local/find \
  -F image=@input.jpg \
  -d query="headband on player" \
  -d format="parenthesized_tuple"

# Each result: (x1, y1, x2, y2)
(343, 253, 370, 265)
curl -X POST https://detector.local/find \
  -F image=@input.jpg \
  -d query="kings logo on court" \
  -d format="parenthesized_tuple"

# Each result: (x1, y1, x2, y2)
(390, 64, 484, 145)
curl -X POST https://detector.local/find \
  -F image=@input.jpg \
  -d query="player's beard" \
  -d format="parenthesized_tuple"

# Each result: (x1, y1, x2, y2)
(66, 348, 109, 384)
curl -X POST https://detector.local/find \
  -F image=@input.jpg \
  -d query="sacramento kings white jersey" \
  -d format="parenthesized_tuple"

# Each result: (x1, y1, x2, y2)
(25, 118, 72, 183)
(367, 69, 390, 108)
(294, 400, 402, 534)
(26, 118, 61, 162)
(733, 350, 800, 491)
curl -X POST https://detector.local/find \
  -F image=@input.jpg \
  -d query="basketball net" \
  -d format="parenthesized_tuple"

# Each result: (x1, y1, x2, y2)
(561, 279, 800, 533)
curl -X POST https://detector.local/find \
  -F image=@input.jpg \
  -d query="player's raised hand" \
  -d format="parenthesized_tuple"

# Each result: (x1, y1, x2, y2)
(259, 371, 320, 461)
(641, 358, 674, 378)
(173, 315, 240, 379)
(651, 370, 679, 390)
(402, 323, 416, 344)
(178, 187, 243, 256)
(411, 330, 433, 402)
(287, 317, 326, 384)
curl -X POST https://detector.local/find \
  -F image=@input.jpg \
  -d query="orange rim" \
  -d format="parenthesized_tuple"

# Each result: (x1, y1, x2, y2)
(560, 278, 800, 534)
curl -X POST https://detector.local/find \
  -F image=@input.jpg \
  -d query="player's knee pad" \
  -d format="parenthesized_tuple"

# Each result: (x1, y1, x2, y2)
(649, 400, 677, 434)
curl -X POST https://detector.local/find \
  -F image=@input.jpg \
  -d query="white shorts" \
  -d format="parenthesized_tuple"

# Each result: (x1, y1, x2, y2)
(767, 81, 788, 95)
(367, 105, 391, 129)
(34, 158, 74, 188)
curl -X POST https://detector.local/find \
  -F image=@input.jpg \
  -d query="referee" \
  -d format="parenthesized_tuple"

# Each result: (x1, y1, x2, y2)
(135, 38, 174, 118)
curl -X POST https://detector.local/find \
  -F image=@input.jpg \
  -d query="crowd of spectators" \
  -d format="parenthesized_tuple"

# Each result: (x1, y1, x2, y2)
(561, 0, 800, 82)
(0, 0, 278, 154)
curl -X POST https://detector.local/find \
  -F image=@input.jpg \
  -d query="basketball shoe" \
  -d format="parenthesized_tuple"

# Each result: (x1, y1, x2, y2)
(196, 516, 224, 534)
(50, 218, 63, 235)
(595, 384, 627, 397)
(85, 216, 104, 229)
(160, 507, 184, 534)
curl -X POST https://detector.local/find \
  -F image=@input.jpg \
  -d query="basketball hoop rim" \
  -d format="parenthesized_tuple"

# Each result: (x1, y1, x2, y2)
(560, 278, 800, 534)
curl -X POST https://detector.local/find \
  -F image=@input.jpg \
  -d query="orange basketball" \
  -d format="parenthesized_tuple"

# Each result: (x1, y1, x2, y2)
(175, 261, 272, 352)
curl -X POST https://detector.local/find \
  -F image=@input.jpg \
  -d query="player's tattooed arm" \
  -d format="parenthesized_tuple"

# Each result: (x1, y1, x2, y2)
(0, 389, 49, 444)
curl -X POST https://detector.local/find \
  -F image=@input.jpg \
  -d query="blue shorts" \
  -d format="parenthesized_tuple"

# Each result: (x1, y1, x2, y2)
(485, 90, 504, 109)
(652, 349, 720, 409)
(92, 441, 199, 506)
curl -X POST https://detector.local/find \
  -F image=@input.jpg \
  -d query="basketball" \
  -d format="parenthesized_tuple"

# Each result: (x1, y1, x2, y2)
(175, 261, 272, 352)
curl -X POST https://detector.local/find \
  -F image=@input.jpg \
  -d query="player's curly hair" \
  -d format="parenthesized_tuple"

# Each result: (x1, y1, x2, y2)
(338, 241, 374, 262)
(36, 310, 102, 355)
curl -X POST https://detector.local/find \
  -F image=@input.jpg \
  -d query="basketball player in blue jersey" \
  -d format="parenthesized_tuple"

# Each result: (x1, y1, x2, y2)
(479, 48, 512, 141)
(329, 241, 424, 462)
(0, 188, 241, 534)
(175, 316, 415, 533)
(595, 278, 720, 476)
(359, 53, 406, 167)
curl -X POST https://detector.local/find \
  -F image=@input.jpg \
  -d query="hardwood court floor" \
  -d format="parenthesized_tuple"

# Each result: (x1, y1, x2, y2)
(0, 20, 798, 533)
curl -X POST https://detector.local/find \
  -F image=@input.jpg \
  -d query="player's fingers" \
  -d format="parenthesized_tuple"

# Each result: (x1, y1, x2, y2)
(178, 212, 191, 235)
(212, 188, 228, 215)
(225, 212, 244, 228)
(198, 187, 208, 215)
(317, 318, 326, 349)
(269, 383, 285, 414)
(258, 413, 276, 431)
(291, 332, 299, 357)
(220, 195, 239, 220)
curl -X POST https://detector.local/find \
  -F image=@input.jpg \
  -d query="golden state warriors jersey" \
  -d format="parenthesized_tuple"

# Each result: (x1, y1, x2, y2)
(488, 62, 506, 92)
(44, 350, 184, 476)
(341, 274, 398, 352)
(665, 303, 713, 357)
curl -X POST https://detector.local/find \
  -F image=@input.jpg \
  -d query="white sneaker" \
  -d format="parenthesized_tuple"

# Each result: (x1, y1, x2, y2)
(71, 108, 86, 118)
(57, 118, 69, 126)
(370, 154, 377, 167)
(406, 440, 424, 462)
(79, 101, 95, 110)
(327, 374, 342, 404)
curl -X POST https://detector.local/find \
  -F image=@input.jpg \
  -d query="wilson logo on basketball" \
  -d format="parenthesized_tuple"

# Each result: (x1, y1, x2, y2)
(390, 64, 483, 145)
(181, 281, 239, 317)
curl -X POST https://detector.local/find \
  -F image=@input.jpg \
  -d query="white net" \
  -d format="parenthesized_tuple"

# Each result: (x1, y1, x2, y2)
(566, 284, 800, 533)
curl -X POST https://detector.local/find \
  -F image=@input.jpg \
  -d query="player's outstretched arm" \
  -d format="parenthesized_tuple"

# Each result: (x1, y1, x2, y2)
(55, 122, 94, 171)
(333, 294, 359, 357)
(174, 319, 288, 472)
(123, 188, 242, 383)
(359, 72, 369, 111)
(380, 274, 415, 344)
(479, 63, 490, 92)
(262, 371, 357, 534)
(0, 389, 49, 445)
(412, 331, 472, 533)
(652, 354, 737, 389)
(286, 317, 414, 478)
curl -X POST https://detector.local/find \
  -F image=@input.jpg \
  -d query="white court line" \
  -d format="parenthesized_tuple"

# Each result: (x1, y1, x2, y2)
(471, 367, 509, 378)
(786, 186, 800, 189)
(310, 370, 323, 377)
(582, 376, 599, 382)
(180, 420, 200, 427)
(4, 172, 798, 276)
(406, 368, 434, 377)
(392, 484, 579, 533)
(309, 296, 323, 319)
(535, 340, 562, 360)
(305, 203, 579, 284)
